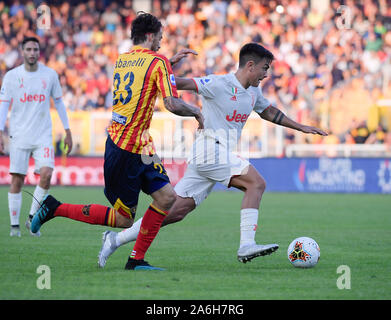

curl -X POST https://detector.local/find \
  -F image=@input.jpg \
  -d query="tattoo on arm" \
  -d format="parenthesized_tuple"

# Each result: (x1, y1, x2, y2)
(272, 110, 285, 125)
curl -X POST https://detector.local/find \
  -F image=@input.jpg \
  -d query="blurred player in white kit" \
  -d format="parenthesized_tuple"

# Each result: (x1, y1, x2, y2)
(0, 37, 73, 237)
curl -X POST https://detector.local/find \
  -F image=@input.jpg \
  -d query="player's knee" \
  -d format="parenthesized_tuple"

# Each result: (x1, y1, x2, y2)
(165, 192, 177, 209)
(40, 173, 52, 185)
(39, 170, 52, 187)
(10, 174, 24, 192)
(252, 176, 266, 194)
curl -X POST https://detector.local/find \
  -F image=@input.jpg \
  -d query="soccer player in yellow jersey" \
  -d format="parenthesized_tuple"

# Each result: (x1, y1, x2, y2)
(31, 13, 204, 270)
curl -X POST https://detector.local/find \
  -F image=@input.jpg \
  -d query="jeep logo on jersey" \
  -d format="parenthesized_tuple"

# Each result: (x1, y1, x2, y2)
(20, 93, 46, 103)
(226, 109, 249, 123)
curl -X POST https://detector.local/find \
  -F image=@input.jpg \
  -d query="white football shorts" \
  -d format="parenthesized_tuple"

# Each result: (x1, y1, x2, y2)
(175, 150, 250, 207)
(9, 142, 55, 175)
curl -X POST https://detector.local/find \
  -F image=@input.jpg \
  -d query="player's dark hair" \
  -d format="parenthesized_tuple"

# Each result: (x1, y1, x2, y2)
(131, 12, 162, 45)
(239, 43, 274, 68)
(22, 37, 40, 48)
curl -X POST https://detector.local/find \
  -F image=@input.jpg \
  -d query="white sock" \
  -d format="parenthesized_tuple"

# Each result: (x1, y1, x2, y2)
(8, 192, 22, 227)
(240, 208, 259, 248)
(29, 185, 49, 218)
(116, 218, 143, 246)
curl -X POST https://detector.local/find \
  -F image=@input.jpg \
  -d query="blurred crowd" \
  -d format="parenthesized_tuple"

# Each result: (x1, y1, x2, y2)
(1, 0, 391, 150)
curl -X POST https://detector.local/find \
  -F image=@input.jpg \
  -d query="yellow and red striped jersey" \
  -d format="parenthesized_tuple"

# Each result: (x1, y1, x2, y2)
(108, 45, 178, 155)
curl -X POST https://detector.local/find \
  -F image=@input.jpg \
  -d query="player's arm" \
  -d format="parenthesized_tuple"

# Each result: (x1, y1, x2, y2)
(54, 97, 73, 155)
(174, 77, 197, 91)
(259, 106, 328, 136)
(0, 72, 11, 154)
(155, 58, 204, 128)
(0, 99, 10, 154)
(163, 96, 204, 129)
(169, 48, 197, 66)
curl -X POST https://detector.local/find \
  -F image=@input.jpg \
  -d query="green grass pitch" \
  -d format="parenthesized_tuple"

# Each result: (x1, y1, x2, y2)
(1, 186, 390, 300)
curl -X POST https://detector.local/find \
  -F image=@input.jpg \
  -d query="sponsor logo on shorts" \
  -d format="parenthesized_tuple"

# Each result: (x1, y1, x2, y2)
(130, 206, 137, 218)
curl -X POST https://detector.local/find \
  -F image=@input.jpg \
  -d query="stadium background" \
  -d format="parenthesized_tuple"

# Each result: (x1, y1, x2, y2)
(1, 0, 391, 303)
(0, 0, 390, 193)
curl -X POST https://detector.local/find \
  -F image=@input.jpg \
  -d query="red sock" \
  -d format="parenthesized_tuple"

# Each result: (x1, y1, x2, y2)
(131, 204, 167, 260)
(54, 203, 116, 227)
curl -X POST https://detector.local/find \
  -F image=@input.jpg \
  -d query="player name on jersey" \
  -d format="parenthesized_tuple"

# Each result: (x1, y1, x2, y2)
(115, 57, 147, 69)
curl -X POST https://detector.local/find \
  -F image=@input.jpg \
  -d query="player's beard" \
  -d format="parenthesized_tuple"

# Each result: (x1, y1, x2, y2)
(25, 56, 37, 66)
(151, 39, 160, 52)
(251, 78, 261, 87)
(253, 75, 266, 87)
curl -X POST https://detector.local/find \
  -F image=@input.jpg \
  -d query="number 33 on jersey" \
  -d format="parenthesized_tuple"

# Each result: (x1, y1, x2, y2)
(108, 46, 178, 156)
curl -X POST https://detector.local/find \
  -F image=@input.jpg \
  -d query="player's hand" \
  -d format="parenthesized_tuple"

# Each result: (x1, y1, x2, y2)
(64, 129, 73, 156)
(170, 48, 198, 66)
(195, 112, 204, 130)
(300, 125, 328, 136)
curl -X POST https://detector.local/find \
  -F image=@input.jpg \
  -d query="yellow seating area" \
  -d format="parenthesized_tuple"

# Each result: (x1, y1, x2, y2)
(325, 79, 391, 135)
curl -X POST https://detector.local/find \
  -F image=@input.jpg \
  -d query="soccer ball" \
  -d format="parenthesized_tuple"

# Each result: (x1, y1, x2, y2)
(287, 237, 320, 268)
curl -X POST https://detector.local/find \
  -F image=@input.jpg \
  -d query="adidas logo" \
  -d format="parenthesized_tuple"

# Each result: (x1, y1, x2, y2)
(230, 87, 238, 101)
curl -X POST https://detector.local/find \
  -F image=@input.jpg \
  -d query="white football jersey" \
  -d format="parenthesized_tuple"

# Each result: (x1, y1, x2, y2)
(193, 73, 271, 147)
(0, 63, 62, 148)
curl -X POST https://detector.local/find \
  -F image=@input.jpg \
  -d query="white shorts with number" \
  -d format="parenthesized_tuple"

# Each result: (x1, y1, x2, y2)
(9, 142, 55, 175)
(174, 150, 250, 207)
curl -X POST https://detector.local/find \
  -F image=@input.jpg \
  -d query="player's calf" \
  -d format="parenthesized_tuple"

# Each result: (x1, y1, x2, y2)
(161, 196, 196, 226)
(10, 173, 24, 193)
(38, 167, 53, 189)
(155, 191, 176, 212)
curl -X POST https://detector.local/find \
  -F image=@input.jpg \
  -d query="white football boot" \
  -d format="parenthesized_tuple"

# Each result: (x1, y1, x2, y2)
(98, 231, 118, 268)
(25, 218, 41, 237)
(10, 226, 21, 237)
(237, 243, 279, 263)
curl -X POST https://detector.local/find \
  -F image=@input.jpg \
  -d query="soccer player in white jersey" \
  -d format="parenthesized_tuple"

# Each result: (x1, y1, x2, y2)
(98, 43, 327, 266)
(0, 37, 73, 237)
